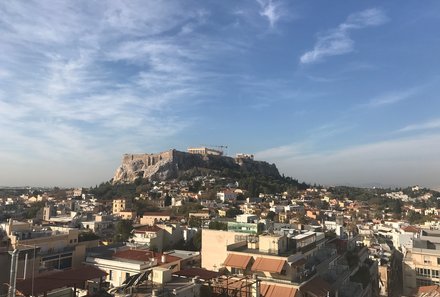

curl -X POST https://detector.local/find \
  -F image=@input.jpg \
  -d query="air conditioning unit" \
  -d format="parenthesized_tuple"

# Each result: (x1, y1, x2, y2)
(152, 267, 172, 284)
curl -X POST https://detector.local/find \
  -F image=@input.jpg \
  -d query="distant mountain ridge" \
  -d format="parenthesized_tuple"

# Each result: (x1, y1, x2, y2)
(112, 149, 281, 183)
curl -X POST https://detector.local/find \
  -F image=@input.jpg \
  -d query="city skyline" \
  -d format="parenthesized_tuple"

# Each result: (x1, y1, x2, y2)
(1, 1, 440, 188)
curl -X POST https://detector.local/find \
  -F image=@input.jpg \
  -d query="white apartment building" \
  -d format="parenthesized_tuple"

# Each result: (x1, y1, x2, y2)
(217, 190, 237, 203)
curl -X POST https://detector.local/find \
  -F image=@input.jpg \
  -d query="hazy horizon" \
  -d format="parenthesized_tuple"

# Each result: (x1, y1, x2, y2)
(1, 1, 440, 189)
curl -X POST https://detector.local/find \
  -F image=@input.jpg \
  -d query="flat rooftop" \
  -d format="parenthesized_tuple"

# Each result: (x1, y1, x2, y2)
(413, 239, 440, 250)
(229, 245, 295, 257)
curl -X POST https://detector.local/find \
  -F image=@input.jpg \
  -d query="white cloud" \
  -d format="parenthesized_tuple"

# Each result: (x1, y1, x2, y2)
(0, 68, 10, 78)
(102, 1, 194, 37)
(398, 119, 440, 133)
(367, 90, 416, 107)
(257, 144, 304, 159)
(257, 0, 284, 28)
(300, 30, 353, 64)
(344, 8, 388, 28)
(0, 1, 240, 186)
(364, 85, 426, 108)
(256, 134, 440, 188)
(300, 8, 388, 64)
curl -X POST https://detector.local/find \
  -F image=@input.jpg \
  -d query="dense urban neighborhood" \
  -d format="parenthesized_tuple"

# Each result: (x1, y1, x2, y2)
(2, 0, 439, 296)
(1, 149, 440, 297)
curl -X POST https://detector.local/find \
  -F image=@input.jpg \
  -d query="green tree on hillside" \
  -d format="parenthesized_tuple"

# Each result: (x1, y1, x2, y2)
(209, 221, 228, 230)
(266, 211, 276, 221)
(226, 207, 243, 218)
(114, 220, 133, 242)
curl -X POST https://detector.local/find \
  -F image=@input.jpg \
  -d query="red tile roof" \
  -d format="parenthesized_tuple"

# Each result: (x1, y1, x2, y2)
(251, 257, 286, 273)
(401, 225, 420, 233)
(134, 225, 162, 233)
(223, 254, 252, 269)
(16, 265, 106, 297)
(143, 212, 172, 216)
(417, 285, 440, 296)
(216, 277, 249, 290)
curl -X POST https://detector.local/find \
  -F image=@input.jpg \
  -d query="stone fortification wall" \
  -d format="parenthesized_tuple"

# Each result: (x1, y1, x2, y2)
(114, 150, 176, 183)
(122, 150, 174, 166)
(112, 149, 280, 183)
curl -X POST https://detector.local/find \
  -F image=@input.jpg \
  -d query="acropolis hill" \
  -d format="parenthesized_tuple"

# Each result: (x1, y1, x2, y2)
(112, 149, 280, 183)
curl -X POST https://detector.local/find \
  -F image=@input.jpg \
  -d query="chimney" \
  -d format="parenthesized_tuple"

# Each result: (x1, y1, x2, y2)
(251, 274, 260, 297)
(8, 218, 13, 236)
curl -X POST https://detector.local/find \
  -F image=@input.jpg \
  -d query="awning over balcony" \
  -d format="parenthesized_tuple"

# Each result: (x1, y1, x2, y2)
(251, 257, 285, 273)
(223, 253, 252, 269)
(261, 283, 299, 297)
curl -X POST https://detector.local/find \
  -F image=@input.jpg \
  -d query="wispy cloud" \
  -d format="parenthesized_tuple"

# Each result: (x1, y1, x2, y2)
(305, 75, 342, 83)
(257, 0, 284, 28)
(398, 119, 440, 133)
(256, 134, 440, 188)
(300, 8, 388, 64)
(364, 85, 423, 108)
(367, 90, 416, 107)
(0, 1, 244, 186)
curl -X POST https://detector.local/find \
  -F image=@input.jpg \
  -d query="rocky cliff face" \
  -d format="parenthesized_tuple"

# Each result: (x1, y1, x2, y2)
(112, 149, 280, 183)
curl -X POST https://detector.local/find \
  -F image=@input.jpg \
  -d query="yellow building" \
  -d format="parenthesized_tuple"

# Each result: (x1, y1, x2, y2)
(140, 212, 172, 226)
(1, 220, 95, 273)
(189, 212, 210, 220)
(201, 229, 245, 271)
(118, 210, 136, 220)
(112, 198, 131, 214)
(218, 209, 227, 217)
(403, 230, 440, 295)
(202, 228, 379, 297)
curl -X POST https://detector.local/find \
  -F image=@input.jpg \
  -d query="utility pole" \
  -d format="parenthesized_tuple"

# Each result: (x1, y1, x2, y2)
(8, 249, 19, 297)
(15, 244, 37, 297)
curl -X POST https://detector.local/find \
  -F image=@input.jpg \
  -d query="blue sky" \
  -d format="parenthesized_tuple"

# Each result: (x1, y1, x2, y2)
(1, 1, 440, 188)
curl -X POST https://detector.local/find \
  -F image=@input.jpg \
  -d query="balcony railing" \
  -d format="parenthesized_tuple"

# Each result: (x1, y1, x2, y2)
(306, 247, 338, 271)
(39, 246, 75, 257)
(339, 281, 363, 297)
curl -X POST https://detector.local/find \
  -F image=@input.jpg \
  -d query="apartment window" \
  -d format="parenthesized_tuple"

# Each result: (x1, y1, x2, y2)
(416, 268, 431, 277)
(43, 255, 60, 261)
(417, 278, 433, 287)
(59, 258, 72, 269)
(433, 270, 440, 278)
(437, 258, 440, 265)
(424, 256, 431, 264)
(109, 270, 113, 280)
(126, 272, 130, 279)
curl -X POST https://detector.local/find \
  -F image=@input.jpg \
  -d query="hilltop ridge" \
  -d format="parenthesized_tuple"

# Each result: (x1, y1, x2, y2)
(113, 149, 281, 183)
